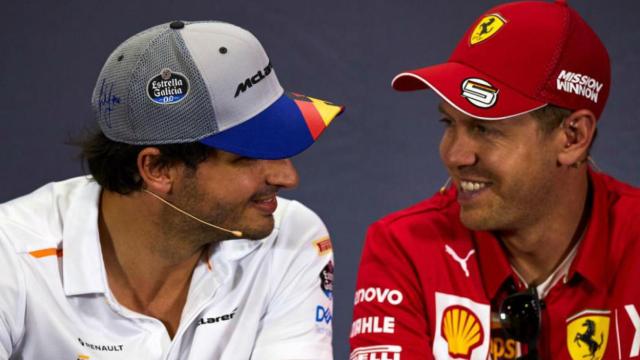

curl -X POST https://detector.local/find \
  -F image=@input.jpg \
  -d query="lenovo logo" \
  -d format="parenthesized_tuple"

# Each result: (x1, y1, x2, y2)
(354, 288, 403, 306)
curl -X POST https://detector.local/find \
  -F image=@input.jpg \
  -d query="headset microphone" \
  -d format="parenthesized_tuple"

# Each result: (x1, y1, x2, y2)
(440, 177, 452, 195)
(143, 189, 243, 238)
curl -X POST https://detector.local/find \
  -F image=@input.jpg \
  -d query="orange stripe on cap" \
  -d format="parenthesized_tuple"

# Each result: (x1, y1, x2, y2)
(29, 248, 63, 258)
(293, 96, 325, 140)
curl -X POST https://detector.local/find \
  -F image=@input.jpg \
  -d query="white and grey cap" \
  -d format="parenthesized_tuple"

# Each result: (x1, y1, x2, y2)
(91, 20, 344, 159)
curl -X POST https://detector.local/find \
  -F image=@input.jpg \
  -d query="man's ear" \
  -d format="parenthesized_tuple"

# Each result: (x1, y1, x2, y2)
(557, 109, 597, 167)
(137, 147, 175, 194)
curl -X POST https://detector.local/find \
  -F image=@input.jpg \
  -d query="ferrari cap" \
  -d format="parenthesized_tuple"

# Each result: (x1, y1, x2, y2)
(392, 0, 610, 120)
(92, 21, 344, 159)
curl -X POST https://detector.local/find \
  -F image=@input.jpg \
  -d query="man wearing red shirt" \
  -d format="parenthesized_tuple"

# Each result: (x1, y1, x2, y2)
(350, 1, 640, 359)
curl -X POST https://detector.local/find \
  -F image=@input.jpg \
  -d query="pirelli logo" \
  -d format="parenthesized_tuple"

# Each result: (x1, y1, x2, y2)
(313, 236, 333, 256)
(350, 345, 402, 360)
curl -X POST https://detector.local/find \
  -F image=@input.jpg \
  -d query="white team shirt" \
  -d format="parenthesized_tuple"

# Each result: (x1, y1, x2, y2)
(0, 177, 334, 360)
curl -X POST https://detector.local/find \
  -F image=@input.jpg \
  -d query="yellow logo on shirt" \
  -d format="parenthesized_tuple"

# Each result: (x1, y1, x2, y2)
(490, 337, 519, 359)
(77, 355, 90, 360)
(442, 305, 484, 358)
(566, 310, 610, 360)
(470, 14, 506, 45)
(313, 236, 333, 256)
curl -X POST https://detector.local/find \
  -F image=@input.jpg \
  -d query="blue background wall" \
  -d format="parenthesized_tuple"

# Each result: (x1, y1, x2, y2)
(2, 1, 639, 358)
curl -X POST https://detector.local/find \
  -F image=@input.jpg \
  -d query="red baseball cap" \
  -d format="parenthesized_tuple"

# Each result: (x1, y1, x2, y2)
(392, 0, 611, 120)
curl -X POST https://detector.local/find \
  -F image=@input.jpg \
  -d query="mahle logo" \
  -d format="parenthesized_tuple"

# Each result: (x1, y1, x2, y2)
(470, 14, 506, 45)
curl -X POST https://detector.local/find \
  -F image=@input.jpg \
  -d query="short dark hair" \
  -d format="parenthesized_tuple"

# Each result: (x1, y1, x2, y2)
(530, 104, 598, 152)
(79, 130, 211, 194)
(530, 105, 573, 134)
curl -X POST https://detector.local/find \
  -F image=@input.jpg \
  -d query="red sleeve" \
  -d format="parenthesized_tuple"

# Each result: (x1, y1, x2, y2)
(349, 220, 433, 359)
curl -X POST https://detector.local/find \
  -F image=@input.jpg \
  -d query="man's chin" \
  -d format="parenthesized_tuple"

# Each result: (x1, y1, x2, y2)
(459, 210, 496, 232)
(238, 217, 275, 240)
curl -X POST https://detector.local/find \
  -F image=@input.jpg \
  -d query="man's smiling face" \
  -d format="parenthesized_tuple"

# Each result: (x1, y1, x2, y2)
(438, 102, 560, 232)
(165, 150, 299, 241)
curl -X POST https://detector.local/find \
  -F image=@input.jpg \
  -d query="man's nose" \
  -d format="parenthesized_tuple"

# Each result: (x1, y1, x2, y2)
(440, 131, 478, 169)
(265, 159, 299, 189)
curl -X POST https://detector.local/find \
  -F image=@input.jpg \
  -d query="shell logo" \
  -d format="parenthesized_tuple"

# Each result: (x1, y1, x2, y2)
(441, 305, 484, 359)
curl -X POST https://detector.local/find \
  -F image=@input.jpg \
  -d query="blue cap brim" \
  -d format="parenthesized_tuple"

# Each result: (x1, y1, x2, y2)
(200, 92, 344, 159)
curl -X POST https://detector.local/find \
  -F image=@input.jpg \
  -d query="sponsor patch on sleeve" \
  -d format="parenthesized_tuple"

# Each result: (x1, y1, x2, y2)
(313, 236, 333, 256)
(315, 305, 333, 324)
(319, 260, 334, 299)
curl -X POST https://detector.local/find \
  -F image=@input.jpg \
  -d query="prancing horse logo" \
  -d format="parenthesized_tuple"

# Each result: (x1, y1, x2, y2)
(574, 319, 603, 359)
(478, 18, 495, 36)
(470, 14, 506, 45)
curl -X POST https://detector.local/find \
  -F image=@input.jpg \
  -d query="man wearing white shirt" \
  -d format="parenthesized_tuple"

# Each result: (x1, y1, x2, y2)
(0, 20, 343, 360)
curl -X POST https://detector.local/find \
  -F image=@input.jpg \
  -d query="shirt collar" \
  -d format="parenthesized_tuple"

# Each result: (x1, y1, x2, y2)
(473, 229, 514, 299)
(62, 179, 107, 296)
(566, 169, 610, 287)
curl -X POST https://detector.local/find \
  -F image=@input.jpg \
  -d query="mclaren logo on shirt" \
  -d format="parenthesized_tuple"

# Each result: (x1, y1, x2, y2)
(433, 292, 491, 359)
(350, 345, 402, 360)
(566, 310, 610, 360)
(197, 307, 238, 326)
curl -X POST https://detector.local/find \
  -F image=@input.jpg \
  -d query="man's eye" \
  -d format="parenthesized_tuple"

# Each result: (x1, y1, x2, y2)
(475, 124, 488, 133)
(439, 118, 453, 127)
(233, 156, 256, 163)
(474, 123, 499, 136)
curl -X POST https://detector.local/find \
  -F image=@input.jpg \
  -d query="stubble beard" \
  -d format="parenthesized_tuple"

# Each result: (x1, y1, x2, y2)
(459, 172, 556, 233)
(160, 181, 275, 245)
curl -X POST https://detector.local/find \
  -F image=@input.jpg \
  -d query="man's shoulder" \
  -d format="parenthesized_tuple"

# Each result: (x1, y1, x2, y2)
(267, 197, 331, 258)
(363, 189, 464, 252)
(596, 171, 640, 214)
(374, 189, 459, 232)
(274, 197, 327, 234)
(0, 176, 97, 253)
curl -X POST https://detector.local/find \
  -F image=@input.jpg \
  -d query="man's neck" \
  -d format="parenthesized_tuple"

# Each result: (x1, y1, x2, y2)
(98, 190, 206, 338)
(497, 171, 591, 286)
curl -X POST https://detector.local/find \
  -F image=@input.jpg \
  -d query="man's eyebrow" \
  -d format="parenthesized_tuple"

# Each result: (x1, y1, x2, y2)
(437, 103, 450, 117)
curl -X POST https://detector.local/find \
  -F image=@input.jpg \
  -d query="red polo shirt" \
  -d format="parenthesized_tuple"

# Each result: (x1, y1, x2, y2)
(350, 170, 640, 359)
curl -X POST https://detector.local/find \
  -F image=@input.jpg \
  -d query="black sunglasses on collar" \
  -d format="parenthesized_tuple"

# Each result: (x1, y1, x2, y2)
(498, 286, 542, 360)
